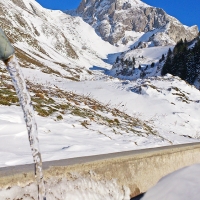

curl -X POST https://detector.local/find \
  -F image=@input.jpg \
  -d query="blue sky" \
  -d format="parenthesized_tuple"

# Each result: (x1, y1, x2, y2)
(36, 0, 200, 28)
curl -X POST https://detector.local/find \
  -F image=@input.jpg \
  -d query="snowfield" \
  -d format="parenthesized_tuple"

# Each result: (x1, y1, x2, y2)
(1, 71, 200, 167)
(0, 0, 200, 199)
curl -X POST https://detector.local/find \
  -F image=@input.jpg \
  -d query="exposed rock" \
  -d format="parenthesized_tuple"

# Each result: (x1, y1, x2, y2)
(77, 0, 199, 46)
(99, 20, 112, 41)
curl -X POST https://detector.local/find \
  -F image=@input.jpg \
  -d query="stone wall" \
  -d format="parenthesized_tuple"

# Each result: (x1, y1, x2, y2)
(1, 143, 200, 198)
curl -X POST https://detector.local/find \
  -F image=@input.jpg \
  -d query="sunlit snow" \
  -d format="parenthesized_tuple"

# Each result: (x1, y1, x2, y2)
(0, 0, 200, 199)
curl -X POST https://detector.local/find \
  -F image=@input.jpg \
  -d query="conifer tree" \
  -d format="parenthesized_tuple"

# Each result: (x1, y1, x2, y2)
(132, 57, 136, 65)
(116, 56, 119, 63)
(151, 62, 155, 68)
(161, 36, 200, 85)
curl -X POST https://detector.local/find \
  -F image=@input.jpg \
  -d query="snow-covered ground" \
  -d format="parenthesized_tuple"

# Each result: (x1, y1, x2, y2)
(1, 0, 200, 168)
(142, 163, 200, 200)
(0, 4, 200, 166)
(0, 0, 200, 200)
(110, 45, 173, 81)
(1, 68, 200, 167)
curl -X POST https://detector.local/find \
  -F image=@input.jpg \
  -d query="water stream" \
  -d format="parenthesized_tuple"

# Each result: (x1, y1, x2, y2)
(5, 55, 46, 200)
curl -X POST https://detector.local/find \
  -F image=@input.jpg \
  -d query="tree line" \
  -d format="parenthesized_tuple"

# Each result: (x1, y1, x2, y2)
(161, 37, 200, 84)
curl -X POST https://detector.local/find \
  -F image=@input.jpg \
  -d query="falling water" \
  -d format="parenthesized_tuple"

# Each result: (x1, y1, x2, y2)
(4, 55, 46, 200)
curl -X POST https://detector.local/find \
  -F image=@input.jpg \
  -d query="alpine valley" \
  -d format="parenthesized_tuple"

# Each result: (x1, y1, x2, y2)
(0, 0, 200, 169)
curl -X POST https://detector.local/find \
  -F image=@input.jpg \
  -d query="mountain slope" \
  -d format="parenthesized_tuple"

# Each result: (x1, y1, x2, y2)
(76, 0, 198, 46)
(110, 36, 200, 90)
(0, 0, 200, 168)
(0, 0, 162, 166)
(0, 0, 119, 80)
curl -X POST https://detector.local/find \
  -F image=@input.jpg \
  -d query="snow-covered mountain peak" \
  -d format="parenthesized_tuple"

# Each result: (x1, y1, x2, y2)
(78, 0, 149, 12)
(77, 0, 198, 46)
(115, 0, 149, 8)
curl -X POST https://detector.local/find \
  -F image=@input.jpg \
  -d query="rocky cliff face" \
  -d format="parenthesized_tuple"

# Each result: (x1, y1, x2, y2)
(76, 0, 198, 46)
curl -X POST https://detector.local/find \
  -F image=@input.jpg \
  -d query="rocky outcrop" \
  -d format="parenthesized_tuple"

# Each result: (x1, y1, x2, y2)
(77, 0, 199, 46)
(166, 18, 199, 43)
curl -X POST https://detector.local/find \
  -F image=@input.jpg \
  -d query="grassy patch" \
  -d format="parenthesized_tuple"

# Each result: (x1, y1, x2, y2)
(0, 88, 19, 106)
(56, 115, 63, 121)
(0, 79, 155, 137)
